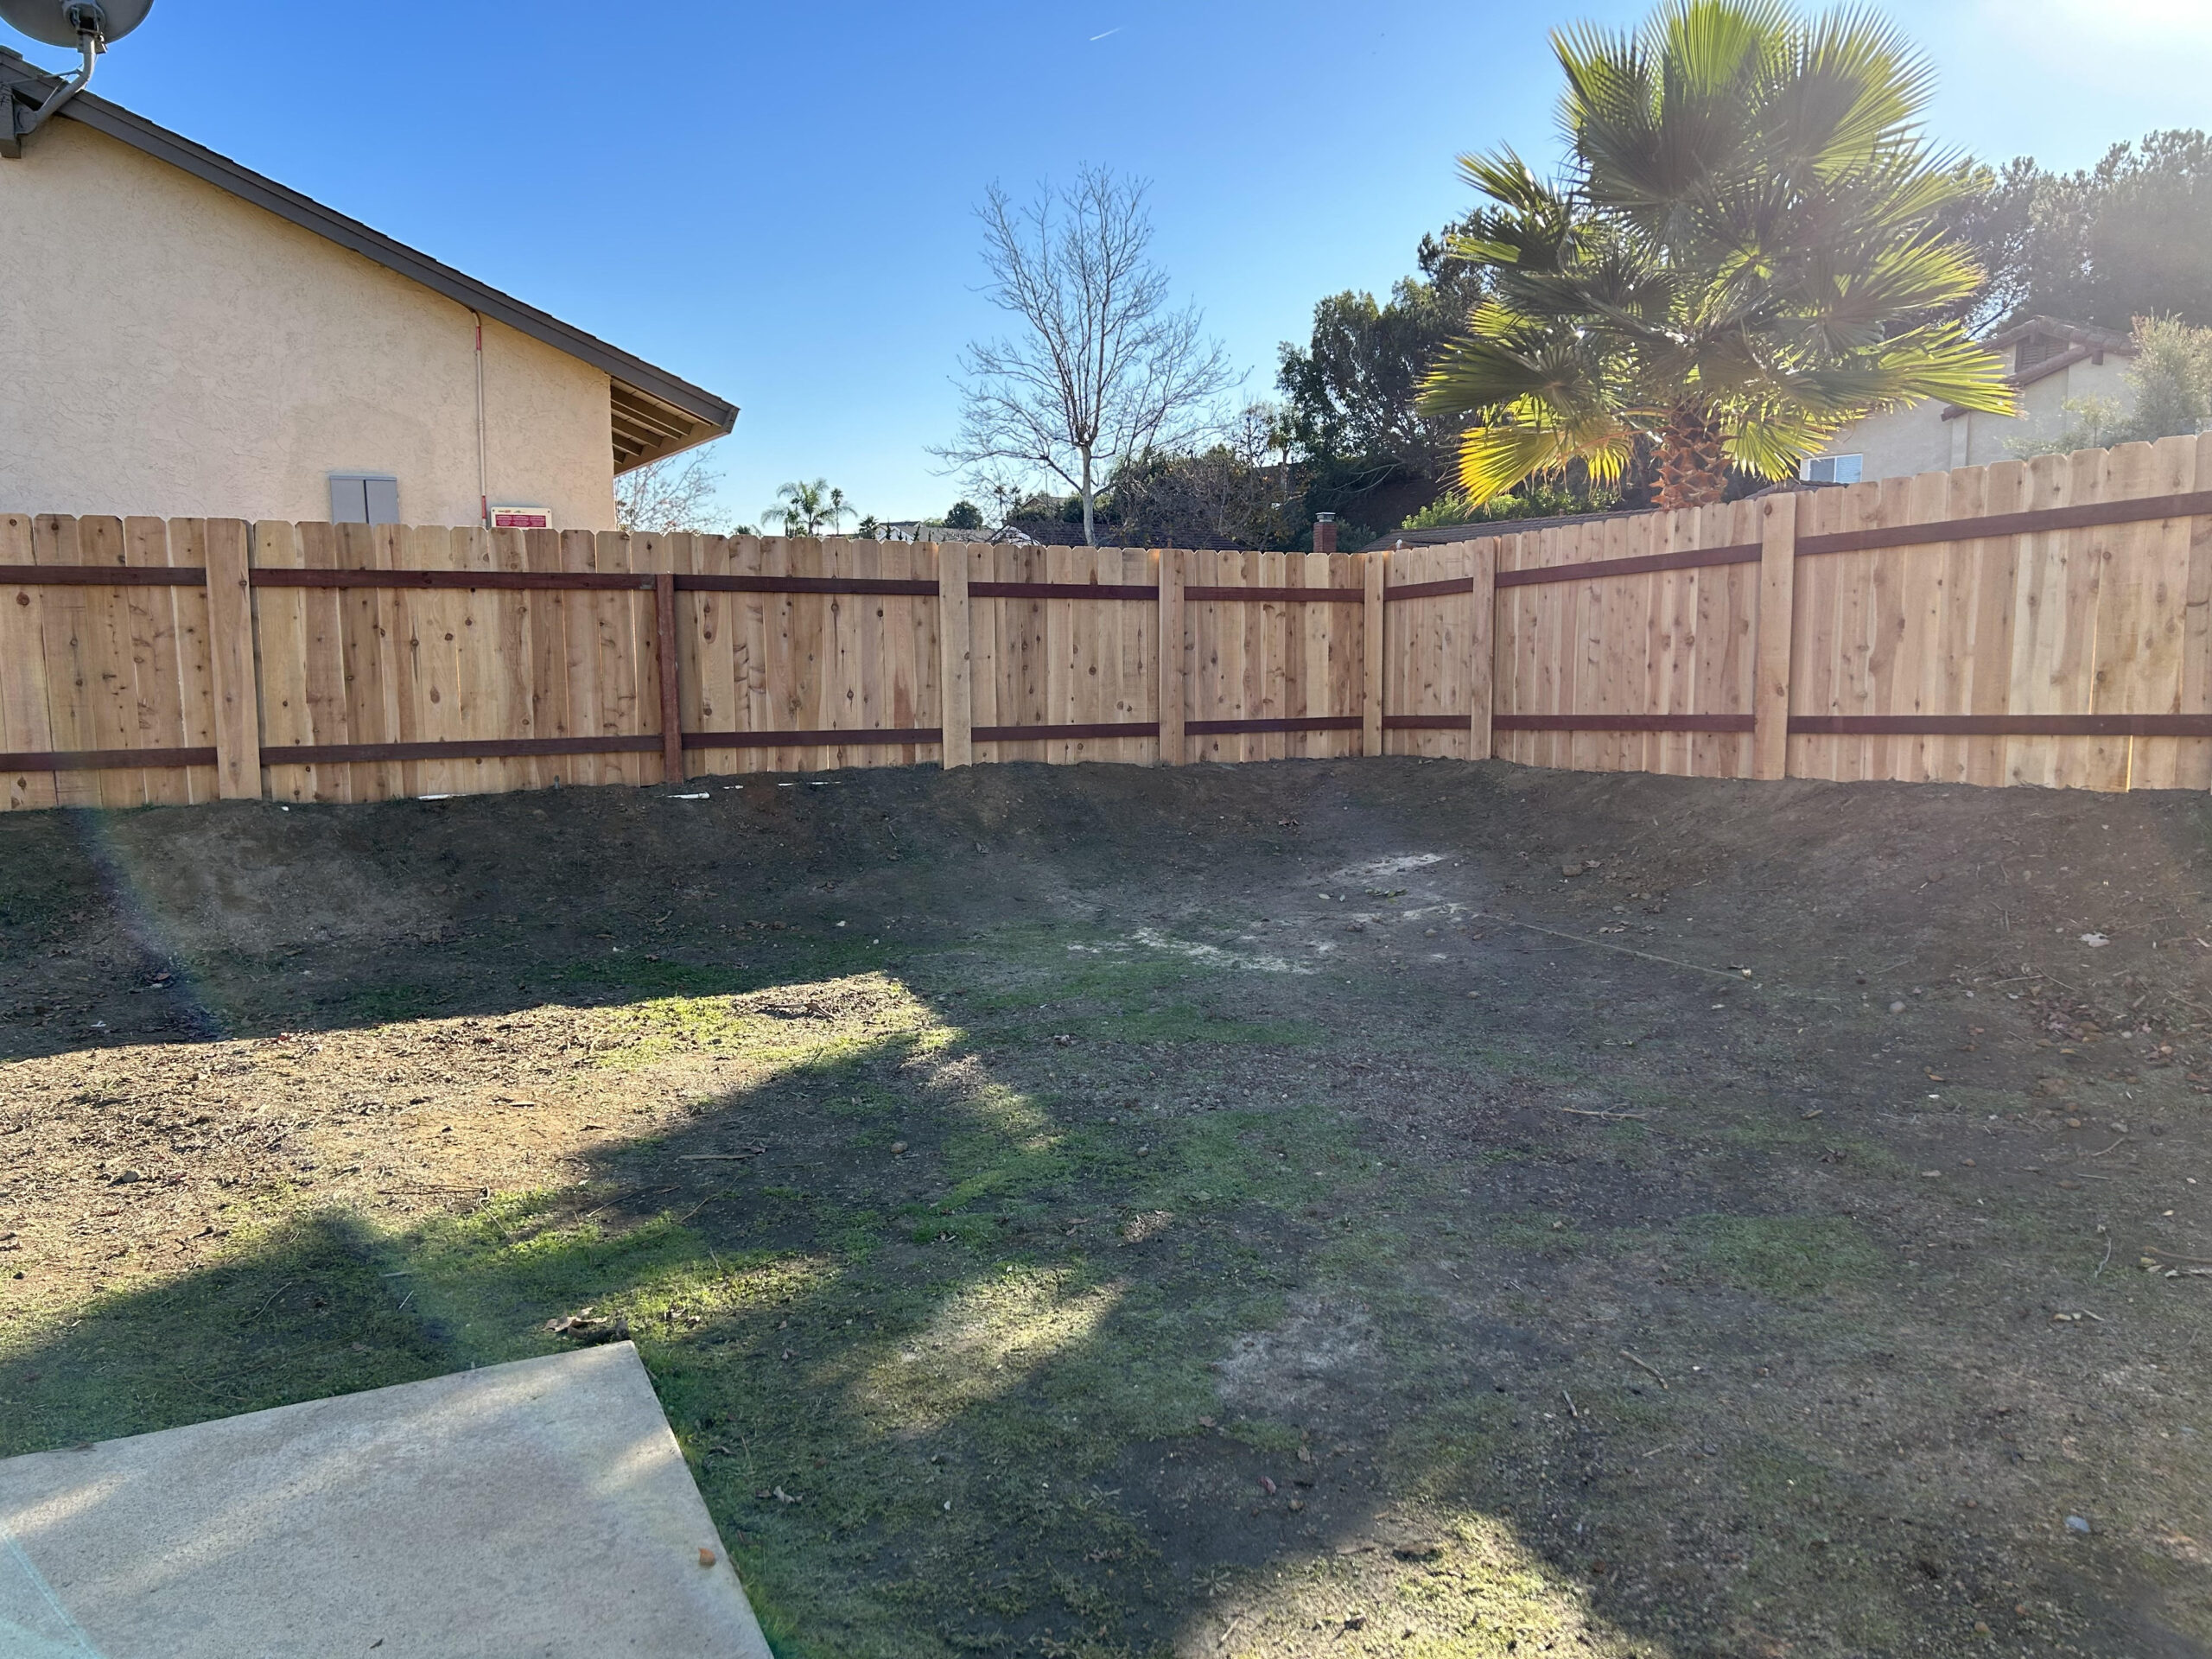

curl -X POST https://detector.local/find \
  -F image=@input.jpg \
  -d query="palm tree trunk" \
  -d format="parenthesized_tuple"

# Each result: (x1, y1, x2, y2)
(1653, 402, 1731, 509)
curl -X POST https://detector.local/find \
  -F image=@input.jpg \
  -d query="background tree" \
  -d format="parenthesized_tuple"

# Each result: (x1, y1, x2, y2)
(1946, 131, 2212, 333)
(938, 166, 1238, 546)
(1419, 0, 2013, 509)
(764, 478, 842, 537)
(1107, 404, 1299, 550)
(613, 449, 722, 534)
(944, 500, 985, 531)
(1277, 227, 1488, 486)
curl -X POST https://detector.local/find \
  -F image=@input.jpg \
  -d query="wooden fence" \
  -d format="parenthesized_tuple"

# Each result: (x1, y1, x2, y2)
(6, 435, 2212, 810)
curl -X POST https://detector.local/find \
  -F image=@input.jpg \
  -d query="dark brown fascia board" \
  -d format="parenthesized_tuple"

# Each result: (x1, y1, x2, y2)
(0, 48, 737, 440)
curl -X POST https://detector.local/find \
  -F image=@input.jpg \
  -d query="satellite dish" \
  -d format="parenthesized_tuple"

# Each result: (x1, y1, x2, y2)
(1, 0, 151, 155)
(0, 0, 153, 48)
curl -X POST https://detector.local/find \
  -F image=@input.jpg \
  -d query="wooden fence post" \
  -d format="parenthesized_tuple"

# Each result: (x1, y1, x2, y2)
(1468, 539, 1496, 761)
(938, 543, 973, 769)
(1752, 493, 1798, 781)
(1363, 552, 1385, 756)
(1157, 548, 1186, 766)
(206, 518, 261, 799)
(652, 571, 683, 785)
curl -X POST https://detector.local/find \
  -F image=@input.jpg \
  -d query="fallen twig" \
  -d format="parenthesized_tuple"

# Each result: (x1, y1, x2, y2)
(2145, 1246, 2212, 1265)
(2085, 1137, 2126, 1158)
(1620, 1349, 1669, 1389)
(1561, 1389, 1580, 1420)
(248, 1280, 297, 1321)
(1479, 913, 1752, 983)
(1559, 1107, 1649, 1121)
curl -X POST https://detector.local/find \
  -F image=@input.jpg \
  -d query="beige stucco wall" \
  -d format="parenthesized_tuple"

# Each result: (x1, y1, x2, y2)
(0, 118, 616, 528)
(1814, 352, 2139, 482)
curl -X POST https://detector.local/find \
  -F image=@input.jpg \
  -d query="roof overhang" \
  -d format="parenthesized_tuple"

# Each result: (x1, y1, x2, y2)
(0, 47, 736, 474)
(1938, 318, 2137, 421)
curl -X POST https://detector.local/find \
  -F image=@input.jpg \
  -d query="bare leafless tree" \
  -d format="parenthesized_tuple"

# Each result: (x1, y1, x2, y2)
(936, 167, 1238, 546)
(614, 448, 723, 534)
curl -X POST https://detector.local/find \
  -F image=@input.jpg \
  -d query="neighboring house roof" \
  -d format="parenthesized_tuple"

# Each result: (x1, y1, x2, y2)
(0, 46, 736, 473)
(1939, 315, 2135, 421)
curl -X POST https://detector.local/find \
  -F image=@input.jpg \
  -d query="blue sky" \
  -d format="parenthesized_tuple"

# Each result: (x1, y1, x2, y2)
(36, 0, 2212, 522)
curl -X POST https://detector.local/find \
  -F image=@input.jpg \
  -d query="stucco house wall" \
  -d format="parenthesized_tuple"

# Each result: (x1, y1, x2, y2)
(1810, 331, 2137, 482)
(0, 118, 616, 527)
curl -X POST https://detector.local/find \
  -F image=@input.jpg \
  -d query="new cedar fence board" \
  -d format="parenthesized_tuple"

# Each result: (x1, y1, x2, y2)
(8, 437, 2212, 810)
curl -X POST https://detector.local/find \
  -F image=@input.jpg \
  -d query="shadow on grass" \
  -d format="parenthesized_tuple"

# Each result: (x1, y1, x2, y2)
(0, 980, 1691, 1659)
(11, 942, 2128, 1657)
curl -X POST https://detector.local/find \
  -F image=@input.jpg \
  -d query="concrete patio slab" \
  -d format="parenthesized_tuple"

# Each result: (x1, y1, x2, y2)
(0, 1343, 773, 1658)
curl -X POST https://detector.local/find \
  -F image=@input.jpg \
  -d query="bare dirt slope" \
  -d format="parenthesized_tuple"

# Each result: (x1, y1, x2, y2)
(2, 758, 2209, 1658)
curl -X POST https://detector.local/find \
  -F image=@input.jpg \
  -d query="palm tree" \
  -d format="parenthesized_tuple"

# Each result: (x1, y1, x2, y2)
(764, 478, 832, 537)
(1418, 0, 2015, 510)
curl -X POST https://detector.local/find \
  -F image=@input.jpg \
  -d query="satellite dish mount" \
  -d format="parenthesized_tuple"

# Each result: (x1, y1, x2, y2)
(1, 1, 156, 158)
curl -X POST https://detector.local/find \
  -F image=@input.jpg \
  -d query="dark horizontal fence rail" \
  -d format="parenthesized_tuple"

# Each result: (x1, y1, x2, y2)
(682, 728, 944, 750)
(973, 721, 1159, 743)
(1183, 585, 1363, 604)
(1475, 487, 2212, 590)
(1795, 488, 2212, 557)
(1788, 714, 2212, 737)
(251, 568, 655, 592)
(1494, 544, 1761, 589)
(678, 574, 939, 597)
(0, 564, 207, 586)
(1187, 715, 1364, 736)
(0, 746, 218, 771)
(1384, 578, 1477, 601)
(1495, 713, 1756, 734)
(261, 736, 662, 766)
(969, 582, 1158, 601)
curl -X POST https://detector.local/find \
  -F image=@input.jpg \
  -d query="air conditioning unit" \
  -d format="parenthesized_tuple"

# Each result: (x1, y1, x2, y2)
(491, 505, 554, 530)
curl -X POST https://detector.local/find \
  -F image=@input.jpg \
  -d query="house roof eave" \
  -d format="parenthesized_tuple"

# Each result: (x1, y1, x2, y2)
(0, 48, 738, 448)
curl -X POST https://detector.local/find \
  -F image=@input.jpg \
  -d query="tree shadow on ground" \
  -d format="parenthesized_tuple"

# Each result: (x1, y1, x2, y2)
(10, 960, 2185, 1659)
(0, 976, 1723, 1658)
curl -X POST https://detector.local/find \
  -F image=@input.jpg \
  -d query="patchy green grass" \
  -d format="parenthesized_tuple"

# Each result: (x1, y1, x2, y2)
(1675, 1213, 1885, 1300)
